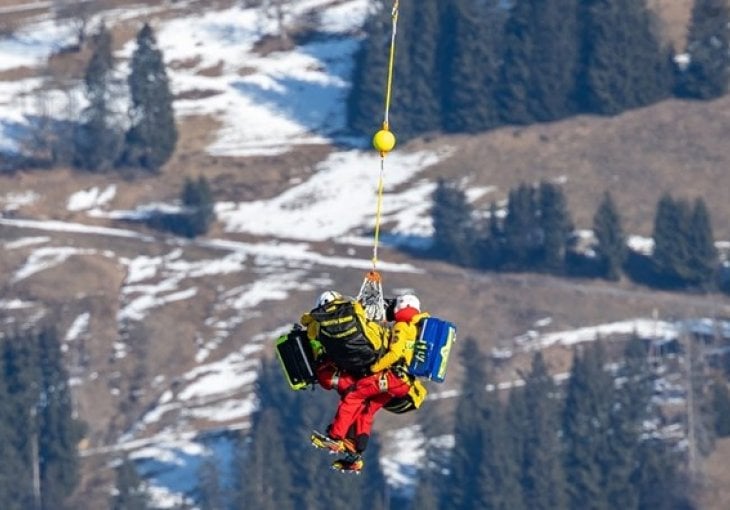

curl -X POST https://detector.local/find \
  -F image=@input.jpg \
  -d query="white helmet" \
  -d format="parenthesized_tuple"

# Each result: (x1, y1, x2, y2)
(394, 293, 420, 313)
(316, 290, 342, 308)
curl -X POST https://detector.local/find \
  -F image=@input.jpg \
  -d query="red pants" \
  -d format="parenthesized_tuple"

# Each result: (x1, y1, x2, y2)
(316, 362, 357, 392)
(316, 363, 368, 446)
(328, 371, 410, 446)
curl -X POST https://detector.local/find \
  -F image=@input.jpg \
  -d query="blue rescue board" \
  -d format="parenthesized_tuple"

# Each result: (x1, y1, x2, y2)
(408, 317, 456, 383)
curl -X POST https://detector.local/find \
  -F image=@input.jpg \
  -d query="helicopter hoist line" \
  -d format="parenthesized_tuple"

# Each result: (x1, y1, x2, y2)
(357, 0, 400, 322)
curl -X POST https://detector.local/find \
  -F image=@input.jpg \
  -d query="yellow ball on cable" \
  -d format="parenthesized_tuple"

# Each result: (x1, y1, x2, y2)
(372, 129, 396, 154)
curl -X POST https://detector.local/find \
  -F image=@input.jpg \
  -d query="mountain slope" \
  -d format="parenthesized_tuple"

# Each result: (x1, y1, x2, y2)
(2, 0, 730, 508)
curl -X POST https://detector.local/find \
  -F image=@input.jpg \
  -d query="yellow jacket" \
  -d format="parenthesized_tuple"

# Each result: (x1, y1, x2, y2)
(370, 312, 430, 374)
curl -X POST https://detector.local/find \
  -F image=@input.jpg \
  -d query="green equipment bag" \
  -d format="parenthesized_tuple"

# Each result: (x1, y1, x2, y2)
(275, 328, 316, 390)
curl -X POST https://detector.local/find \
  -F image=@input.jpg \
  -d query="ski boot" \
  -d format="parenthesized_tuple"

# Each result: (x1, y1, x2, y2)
(310, 430, 357, 455)
(332, 453, 364, 474)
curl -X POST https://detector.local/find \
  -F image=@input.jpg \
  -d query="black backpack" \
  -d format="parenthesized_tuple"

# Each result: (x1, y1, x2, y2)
(309, 299, 382, 375)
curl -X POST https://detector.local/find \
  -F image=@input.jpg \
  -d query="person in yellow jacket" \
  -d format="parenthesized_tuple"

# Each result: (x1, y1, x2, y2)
(317, 293, 428, 472)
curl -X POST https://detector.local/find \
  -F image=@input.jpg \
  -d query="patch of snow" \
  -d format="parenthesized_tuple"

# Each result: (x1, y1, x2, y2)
(0, 19, 74, 72)
(0, 217, 155, 240)
(118, 287, 198, 323)
(12, 246, 97, 282)
(428, 388, 459, 400)
(65, 312, 90, 342)
(1, 190, 39, 210)
(217, 149, 447, 240)
(0, 298, 35, 309)
(674, 53, 690, 71)
(3, 236, 49, 249)
(491, 347, 513, 359)
(179, 350, 260, 402)
(381, 425, 426, 497)
(130, 433, 237, 509)
(184, 394, 257, 422)
(317, 0, 373, 32)
(113, 341, 128, 360)
(67, 185, 117, 211)
(533, 316, 553, 328)
(514, 318, 678, 350)
(627, 235, 654, 256)
(89, 201, 185, 220)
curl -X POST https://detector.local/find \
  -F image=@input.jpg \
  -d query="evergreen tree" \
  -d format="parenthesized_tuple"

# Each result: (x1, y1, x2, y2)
(605, 337, 653, 509)
(356, 435, 387, 510)
(348, 0, 445, 141)
(688, 336, 716, 458)
(443, 0, 504, 132)
(677, 0, 730, 99)
(0, 351, 27, 510)
(498, 0, 580, 123)
(36, 327, 81, 509)
(431, 178, 475, 266)
(125, 23, 177, 171)
(3, 329, 42, 508)
(592, 191, 626, 280)
(563, 342, 614, 510)
(390, 0, 442, 139)
(687, 198, 717, 288)
(633, 439, 691, 510)
(476, 388, 524, 510)
(496, 0, 534, 124)
(236, 409, 294, 510)
(473, 201, 503, 270)
(409, 478, 441, 510)
(712, 381, 730, 437)
(1, 328, 81, 510)
(74, 23, 123, 171)
(527, 0, 580, 121)
(182, 176, 215, 238)
(503, 183, 539, 269)
(651, 193, 692, 287)
(442, 337, 488, 509)
(538, 181, 573, 272)
(198, 455, 226, 510)
(520, 352, 567, 510)
(409, 445, 446, 510)
(576, 0, 671, 114)
(0, 367, 12, 506)
(347, 3, 392, 138)
(234, 361, 295, 510)
(111, 457, 151, 510)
